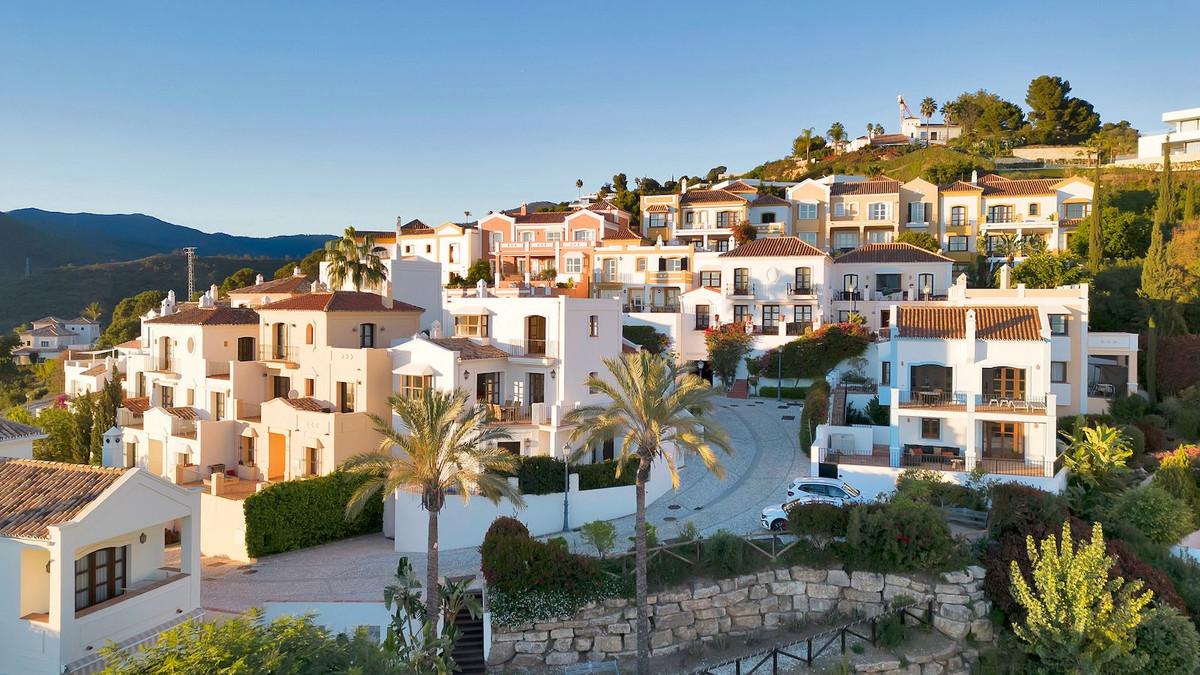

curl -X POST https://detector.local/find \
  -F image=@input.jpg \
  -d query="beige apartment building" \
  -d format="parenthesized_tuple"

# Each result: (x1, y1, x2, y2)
(786, 176, 939, 254)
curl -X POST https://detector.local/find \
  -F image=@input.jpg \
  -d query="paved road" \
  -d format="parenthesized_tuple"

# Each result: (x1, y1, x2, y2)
(196, 397, 809, 613)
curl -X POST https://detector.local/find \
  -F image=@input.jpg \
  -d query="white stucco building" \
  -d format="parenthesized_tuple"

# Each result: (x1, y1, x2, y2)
(1116, 106, 1200, 168)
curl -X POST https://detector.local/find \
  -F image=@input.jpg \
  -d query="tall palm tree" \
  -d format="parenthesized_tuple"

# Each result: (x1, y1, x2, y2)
(82, 301, 102, 322)
(564, 351, 733, 674)
(827, 122, 847, 153)
(324, 226, 388, 292)
(341, 388, 523, 611)
(798, 127, 815, 163)
(920, 96, 937, 140)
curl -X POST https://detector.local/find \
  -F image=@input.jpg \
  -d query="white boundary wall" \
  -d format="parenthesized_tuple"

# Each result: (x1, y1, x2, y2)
(392, 459, 673, 553)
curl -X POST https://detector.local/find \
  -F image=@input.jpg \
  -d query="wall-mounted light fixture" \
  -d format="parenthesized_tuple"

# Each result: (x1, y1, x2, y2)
(463, 370, 471, 380)
(139, 532, 148, 544)
(549, 370, 556, 379)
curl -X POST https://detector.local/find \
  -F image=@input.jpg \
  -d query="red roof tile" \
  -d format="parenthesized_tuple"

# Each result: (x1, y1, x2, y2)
(166, 407, 201, 420)
(147, 306, 260, 326)
(116, 339, 142, 350)
(722, 180, 758, 193)
(897, 306, 1043, 341)
(750, 194, 790, 206)
(227, 275, 313, 296)
(976, 174, 1059, 197)
(830, 178, 901, 196)
(259, 292, 423, 313)
(604, 226, 645, 242)
(0, 459, 126, 540)
(428, 337, 509, 360)
(720, 237, 828, 258)
(833, 243, 952, 264)
(514, 211, 571, 224)
(280, 397, 331, 412)
(679, 190, 749, 205)
(644, 204, 671, 213)
(123, 396, 151, 415)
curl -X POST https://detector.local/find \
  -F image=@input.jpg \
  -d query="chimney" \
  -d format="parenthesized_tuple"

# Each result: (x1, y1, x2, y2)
(255, 273, 264, 285)
(292, 266, 301, 277)
(519, 202, 528, 216)
(210, 284, 219, 299)
(965, 308, 977, 343)
(970, 169, 978, 185)
(681, 178, 689, 194)
(998, 263, 1012, 290)
(396, 216, 403, 229)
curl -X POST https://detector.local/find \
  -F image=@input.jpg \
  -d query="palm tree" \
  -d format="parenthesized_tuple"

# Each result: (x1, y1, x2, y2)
(798, 127, 815, 163)
(82, 301, 102, 322)
(920, 96, 937, 138)
(564, 351, 733, 674)
(827, 122, 847, 153)
(341, 388, 523, 611)
(324, 226, 388, 292)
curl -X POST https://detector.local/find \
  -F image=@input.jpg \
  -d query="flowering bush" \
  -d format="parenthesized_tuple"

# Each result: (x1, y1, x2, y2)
(704, 323, 752, 388)
(758, 322, 872, 383)
(844, 501, 958, 572)
(489, 576, 624, 628)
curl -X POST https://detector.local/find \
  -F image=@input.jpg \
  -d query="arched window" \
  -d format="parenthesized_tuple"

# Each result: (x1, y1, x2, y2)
(305, 324, 315, 345)
(525, 316, 547, 355)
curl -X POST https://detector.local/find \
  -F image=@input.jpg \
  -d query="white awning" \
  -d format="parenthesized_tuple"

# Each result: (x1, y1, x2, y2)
(240, 427, 258, 438)
(446, 304, 491, 315)
(393, 362, 434, 376)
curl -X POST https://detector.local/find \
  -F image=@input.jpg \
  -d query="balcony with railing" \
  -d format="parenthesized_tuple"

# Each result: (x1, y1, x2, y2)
(835, 290, 862, 301)
(974, 393, 1050, 415)
(481, 402, 550, 426)
(623, 304, 680, 314)
(896, 390, 969, 411)
(786, 283, 815, 297)
(643, 270, 692, 285)
(819, 444, 1058, 477)
(258, 344, 298, 364)
(785, 321, 815, 336)
(752, 324, 782, 336)
(726, 281, 757, 298)
(494, 339, 560, 360)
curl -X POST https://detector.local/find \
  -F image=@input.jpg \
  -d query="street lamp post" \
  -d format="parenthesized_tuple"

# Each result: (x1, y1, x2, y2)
(562, 442, 571, 532)
(776, 347, 783, 402)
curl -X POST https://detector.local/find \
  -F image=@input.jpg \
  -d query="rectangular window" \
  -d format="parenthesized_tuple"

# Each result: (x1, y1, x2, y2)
(695, 305, 710, 330)
(588, 315, 599, 337)
(305, 378, 315, 397)
(868, 203, 889, 221)
(272, 376, 290, 399)
(950, 206, 967, 227)
(476, 372, 501, 405)
(762, 305, 780, 329)
(1065, 203, 1091, 220)
(1051, 361, 1068, 383)
(337, 381, 355, 413)
(834, 203, 846, 217)
(1028, 203, 1039, 217)
(665, 258, 682, 271)
(794, 305, 813, 323)
(793, 267, 812, 293)
(545, 230, 562, 241)
(521, 231, 535, 242)
(213, 392, 225, 421)
(454, 315, 489, 338)
(572, 229, 594, 241)
(947, 235, 968, 252)
(716, 211, 737, 227)
(733, 268, 750, 294)
(921, 418, 940, 440)
(635, 257, 647, 271)
(881, 361, 891, 385)
(564, 257, 582, 274)
(867, 230, 893, 244)
(733, 305, 750, 324)
(489, 232, 502, 251)
(685, 211, 695, 225)
(160, 385, 174, 408)
(75, 546, 127, 611)
(699, 270, 721, 287)
(359, 323, 375, 348)
(833, 231, 859, 251)
(1049, 314, 1068, 336)
(186, 388, 195, 406)
(838, 310, 853, 323)
(988, 205, 1014, 224)
(797, 202, 818, 219)
(797, 232, 817, 245)
(646, 213, 666, 229)
(399, 374, 433, 400)
(712, 238, 730, 252)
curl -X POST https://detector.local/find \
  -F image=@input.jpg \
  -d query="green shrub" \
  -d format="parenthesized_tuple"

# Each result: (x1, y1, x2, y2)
(515, 455, 565, 495)
(702, 530, 749, 577)
(757, 386, 808, 399)
(1175, 407, 1200, 441)
(243, 472, 383, 557)
(622, 324, 670, 354)
(1122, 424, 1146, 455)
(1154, 458, 1200, 516)
(1110, 485, 1196, 544)
(876, 612, 906, 648)
(1131, 606, 1200, 674)
(578, 457, 638, 490)
(1108, 393, 1149, 423)
(579, 520, 617, 558)
(480, 525, 605, 597)
(1137, 421, 1168, 454)
(845, 501, 958, 572)
(987, 484, 1069, 541)
(895, 468, 987, 510)
(483, 515, 529, 541)
(1058, 414, 1117, 437)
(787, 502, 849, 549)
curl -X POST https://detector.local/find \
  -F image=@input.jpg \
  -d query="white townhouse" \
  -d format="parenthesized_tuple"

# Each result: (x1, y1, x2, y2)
(390, 288, 625, 464)
(1116, 106, 1200, 167)
(13, 316, 100, 364)
(0, 459, 201, 675)
(591, 231, 696, 313)
(387, 218, 483, 284)
(827, 243, 955, 330)
(0, 418, 45, 459)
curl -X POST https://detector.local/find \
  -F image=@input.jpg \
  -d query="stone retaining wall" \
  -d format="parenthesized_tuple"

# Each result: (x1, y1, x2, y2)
(487, 565, 992, 670)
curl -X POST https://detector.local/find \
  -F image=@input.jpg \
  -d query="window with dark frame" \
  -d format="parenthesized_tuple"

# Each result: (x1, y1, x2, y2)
(920, 418, 940, 440)
(794, 305, 813, 323)
(337, 381, 355, 413)
(1051, 361, 1068, 383)
(947, 236, 968, 252)
(699, 270, 721, 287)
(1049, 314, 1068, 336)
(588, 314, 599, 337)
(733, 305, 750, 324)
(881, 361, 891, 385)
(695, 305, 710, 330)
(762, 305, 780, 329)
(359, 323, 376, 348)
(75, 546, 127, 611)
(399, 375, 433, 400)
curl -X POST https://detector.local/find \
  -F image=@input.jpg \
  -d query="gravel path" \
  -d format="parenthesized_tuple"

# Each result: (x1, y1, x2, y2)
(195, 397, 809, 614)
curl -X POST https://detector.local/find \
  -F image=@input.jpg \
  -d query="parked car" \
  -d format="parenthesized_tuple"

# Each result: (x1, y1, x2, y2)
(760, 478, 862, 532)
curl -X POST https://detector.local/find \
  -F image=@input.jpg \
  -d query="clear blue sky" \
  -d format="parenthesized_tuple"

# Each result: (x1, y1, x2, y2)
(1, 1, 1196, 237)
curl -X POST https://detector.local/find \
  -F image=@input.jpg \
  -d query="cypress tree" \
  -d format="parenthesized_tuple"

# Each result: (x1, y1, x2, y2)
(1088, 162, 1103, 275)
(1146, 317, 1158, 405)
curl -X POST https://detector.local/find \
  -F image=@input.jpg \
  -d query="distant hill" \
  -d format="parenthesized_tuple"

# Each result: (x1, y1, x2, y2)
(1, 208, 334, 278)
(746, 146, 1000, 183)
(0, 254, 291, 329)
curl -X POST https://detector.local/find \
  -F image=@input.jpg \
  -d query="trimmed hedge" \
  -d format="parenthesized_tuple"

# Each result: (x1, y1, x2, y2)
(243, 472, 383, 557)
(757, 386, 808, 399)
(505, 456, 639, 494)
(578, 457, 638, 490)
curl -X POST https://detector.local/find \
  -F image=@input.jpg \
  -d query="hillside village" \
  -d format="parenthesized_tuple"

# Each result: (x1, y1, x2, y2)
(3, 83, 1200, 673)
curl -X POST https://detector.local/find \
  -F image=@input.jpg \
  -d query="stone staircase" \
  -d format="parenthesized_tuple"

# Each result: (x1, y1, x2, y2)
(829, 384, 847, 425)
(726, 378, 750, 399)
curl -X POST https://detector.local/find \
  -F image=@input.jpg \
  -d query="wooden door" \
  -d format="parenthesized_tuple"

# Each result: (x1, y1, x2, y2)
(148, 439, 163, 476)
(268, 433, 287, 481)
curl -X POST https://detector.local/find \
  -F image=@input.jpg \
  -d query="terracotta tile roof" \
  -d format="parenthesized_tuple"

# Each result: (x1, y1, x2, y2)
(679, 190, 749, 205)
(116, 339, 142, 350)
(830, 178, 901, 196)
(941, 180, 982, 192)
(834, 243, 952, 264)
(0, 459, 126, 540)
(514, 211, 571, 224)
(722, 180, 758, 193)
(280, 397, 331, 412)
(0, 418, 43, 441)
(750, 194, 790, 206)
(428, 337, 509, 360)
(720, 237, 828, 258)
(644, 204, 671, 213)
(400, 218, 432, 232)
(897, 306, 1043, 341)
(228, 275, 313, 296)
(259, 291, 423, 313)
(147, 306, 260, 326)
(585, 199, 622, 212)
(80, 364, 107, 377)
(166, 407, 201, 420)
(26, 325, 73, 338)
(870, 133, 913, 146)
(123, 396, 151, 415)
(604, 226, 645, 242)
(977, 174, 1059, 197)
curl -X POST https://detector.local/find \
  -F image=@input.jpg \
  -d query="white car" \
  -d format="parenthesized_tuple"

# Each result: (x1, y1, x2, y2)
(760, 479, 862, 532)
